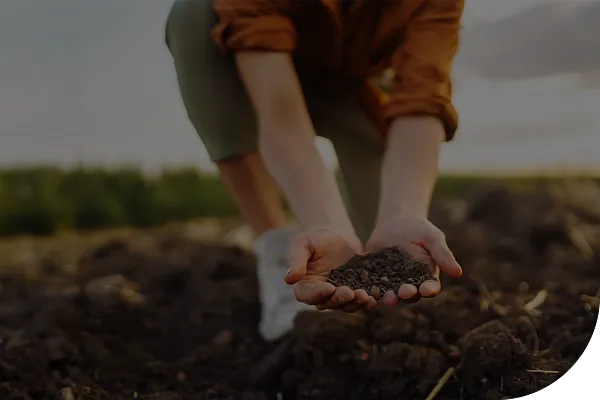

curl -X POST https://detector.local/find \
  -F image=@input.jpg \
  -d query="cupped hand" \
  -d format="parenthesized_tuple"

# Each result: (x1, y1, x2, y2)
(284, 227, 378, 313)
(366, 215, 462, 306)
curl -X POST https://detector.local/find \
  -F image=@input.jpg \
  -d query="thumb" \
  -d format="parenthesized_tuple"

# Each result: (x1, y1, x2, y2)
(425, 236, 462, 278)
(284, 235, 311, 285)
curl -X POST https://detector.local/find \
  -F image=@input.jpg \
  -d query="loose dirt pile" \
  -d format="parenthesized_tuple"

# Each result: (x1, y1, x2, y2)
(328, 247, 436, 296)
(0, 180, 598, 400)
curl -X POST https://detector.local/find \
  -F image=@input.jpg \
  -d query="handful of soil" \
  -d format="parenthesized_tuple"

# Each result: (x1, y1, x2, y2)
(328, 247, 435, 298)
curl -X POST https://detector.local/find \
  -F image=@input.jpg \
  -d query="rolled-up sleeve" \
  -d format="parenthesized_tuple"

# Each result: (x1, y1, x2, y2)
(385, 0, 464, 141)
(212, 0, 297, 53)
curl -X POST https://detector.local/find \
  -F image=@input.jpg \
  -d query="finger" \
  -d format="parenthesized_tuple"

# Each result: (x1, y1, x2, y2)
(382, 290, 399, 307)
(315, 300, 344, 311)
(365, 239, 384, 253)
(332, 286, 355, 305)
(419, 279, 441, 298)
(285, 236, 311, 285)
(354, 289, 369, 304)
(397, 284, 419, 300)
(433, 266, 440, 279)
(293, 281, 336, 305)
(403, 293, 422, 304)
(341, 302, 362, 313)
(425, 237, 462, 278)
(313, 286, 355, 310)
(369, 285, 382, 300)
(354, 292, 377, 310)
(365, 297, 378, 310)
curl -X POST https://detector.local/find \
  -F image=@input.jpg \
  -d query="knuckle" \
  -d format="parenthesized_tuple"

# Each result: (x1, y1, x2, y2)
(291, 235, 308, 248)
(426, 229, 445, 243)
(433, 228, 446, 240)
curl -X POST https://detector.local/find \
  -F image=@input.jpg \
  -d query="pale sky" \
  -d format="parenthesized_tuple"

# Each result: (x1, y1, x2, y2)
(1, 0, 599, 174)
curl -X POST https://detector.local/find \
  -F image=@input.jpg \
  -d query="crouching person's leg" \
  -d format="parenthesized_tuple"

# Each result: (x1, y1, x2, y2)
(165, 0, 312, 340)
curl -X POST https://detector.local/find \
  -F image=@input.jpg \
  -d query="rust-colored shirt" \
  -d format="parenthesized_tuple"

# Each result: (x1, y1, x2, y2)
(212, 0, 464, 140)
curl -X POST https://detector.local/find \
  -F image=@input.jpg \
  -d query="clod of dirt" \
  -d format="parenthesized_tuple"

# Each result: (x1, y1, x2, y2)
(328, 247, 435, 295)
(514, 316, 540, 352)
(459, 321, 533, 392)
(293, 312, 366, 371)
(294, 312, 365, 349)
(368, 307, 415, 343)
(0, 181, 597, 400)
(60, 387, 75, 400)
(366, 343, 448, 397)
(528, 215, 571, 254)
(83, 274, 145, 307)
(466, 185, 517, 233)
(297, 368, 349, 400)
(207, 256, 249, 281)
(212, 329, 234, 346)
(83, 239, 128, 262)
(445, 345, 461, 360)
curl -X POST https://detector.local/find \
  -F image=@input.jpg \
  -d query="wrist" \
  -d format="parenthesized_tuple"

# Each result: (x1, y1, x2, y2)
(377, 117, 441, 231)
(304, 224, 363, 251)
(258, 126, 357, 243)
(302, 219, 358, 241)
(376, 190, 434, 228)
(376, 204, 429, 225)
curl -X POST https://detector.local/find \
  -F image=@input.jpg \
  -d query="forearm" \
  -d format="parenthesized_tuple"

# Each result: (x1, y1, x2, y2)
(235, 52, 355, 235)
(259, 121, 355, 234)
(376, 116, 445, 222)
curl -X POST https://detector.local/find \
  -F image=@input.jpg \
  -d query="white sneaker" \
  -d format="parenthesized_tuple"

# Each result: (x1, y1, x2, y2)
(253, 225, 314, 341)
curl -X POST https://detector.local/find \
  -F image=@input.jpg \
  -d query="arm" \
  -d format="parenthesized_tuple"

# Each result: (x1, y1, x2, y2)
(235, 53, 355, 235)
(366, 1, 463, 303)
(212, 1, 367, 311)
(212, 0, 355, 235)
(378, 0, 464, 220)
(376, 117, 443, 223)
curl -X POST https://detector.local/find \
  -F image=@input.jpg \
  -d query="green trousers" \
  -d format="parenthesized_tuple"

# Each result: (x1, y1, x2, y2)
(165, 0, 385, 242)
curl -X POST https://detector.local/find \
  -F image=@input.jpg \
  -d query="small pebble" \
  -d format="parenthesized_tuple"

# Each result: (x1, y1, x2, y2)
(60, 388, 75, 400)
(429, 331, 447, 348)
(370, 285, 381, 299)
(446, 345, 461, 360)
(397, 308, 416, 321)
(405, 348, 423, 372)
(212, 329, 234, 346)
(360, 270, 370, 283)
(416, 314, 430, 330)
(518, 281, 530, 293)
(416, 330, 430, 344)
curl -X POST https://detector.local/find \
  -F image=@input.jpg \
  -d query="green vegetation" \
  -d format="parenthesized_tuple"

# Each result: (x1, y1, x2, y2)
(0, 166, 594, 237)
(0, 166, 237, 237)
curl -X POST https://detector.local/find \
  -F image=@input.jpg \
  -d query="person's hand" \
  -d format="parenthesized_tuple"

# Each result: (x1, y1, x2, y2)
(366, 215, 462, 306)
(284, 227, 378, 313)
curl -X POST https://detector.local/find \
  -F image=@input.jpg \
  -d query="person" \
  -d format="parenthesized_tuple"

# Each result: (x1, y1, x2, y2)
(165, 0, 464, 340)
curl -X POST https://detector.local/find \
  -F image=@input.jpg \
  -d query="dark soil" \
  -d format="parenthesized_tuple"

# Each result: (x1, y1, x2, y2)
(0, 180, 598, 400)
(329, 247, 436, 296)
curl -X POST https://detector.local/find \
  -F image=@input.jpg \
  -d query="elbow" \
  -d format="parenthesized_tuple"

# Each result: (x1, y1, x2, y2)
(385, 89, 458, 141)
(234, 51, 309, 134)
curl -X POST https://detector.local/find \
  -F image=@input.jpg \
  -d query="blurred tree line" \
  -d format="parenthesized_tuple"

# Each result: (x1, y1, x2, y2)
(0, 166, 238, 237)
(0, 166, 590, 237)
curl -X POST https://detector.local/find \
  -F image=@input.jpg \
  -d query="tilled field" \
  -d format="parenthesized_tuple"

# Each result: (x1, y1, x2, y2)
(0, 180, 598, 400)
